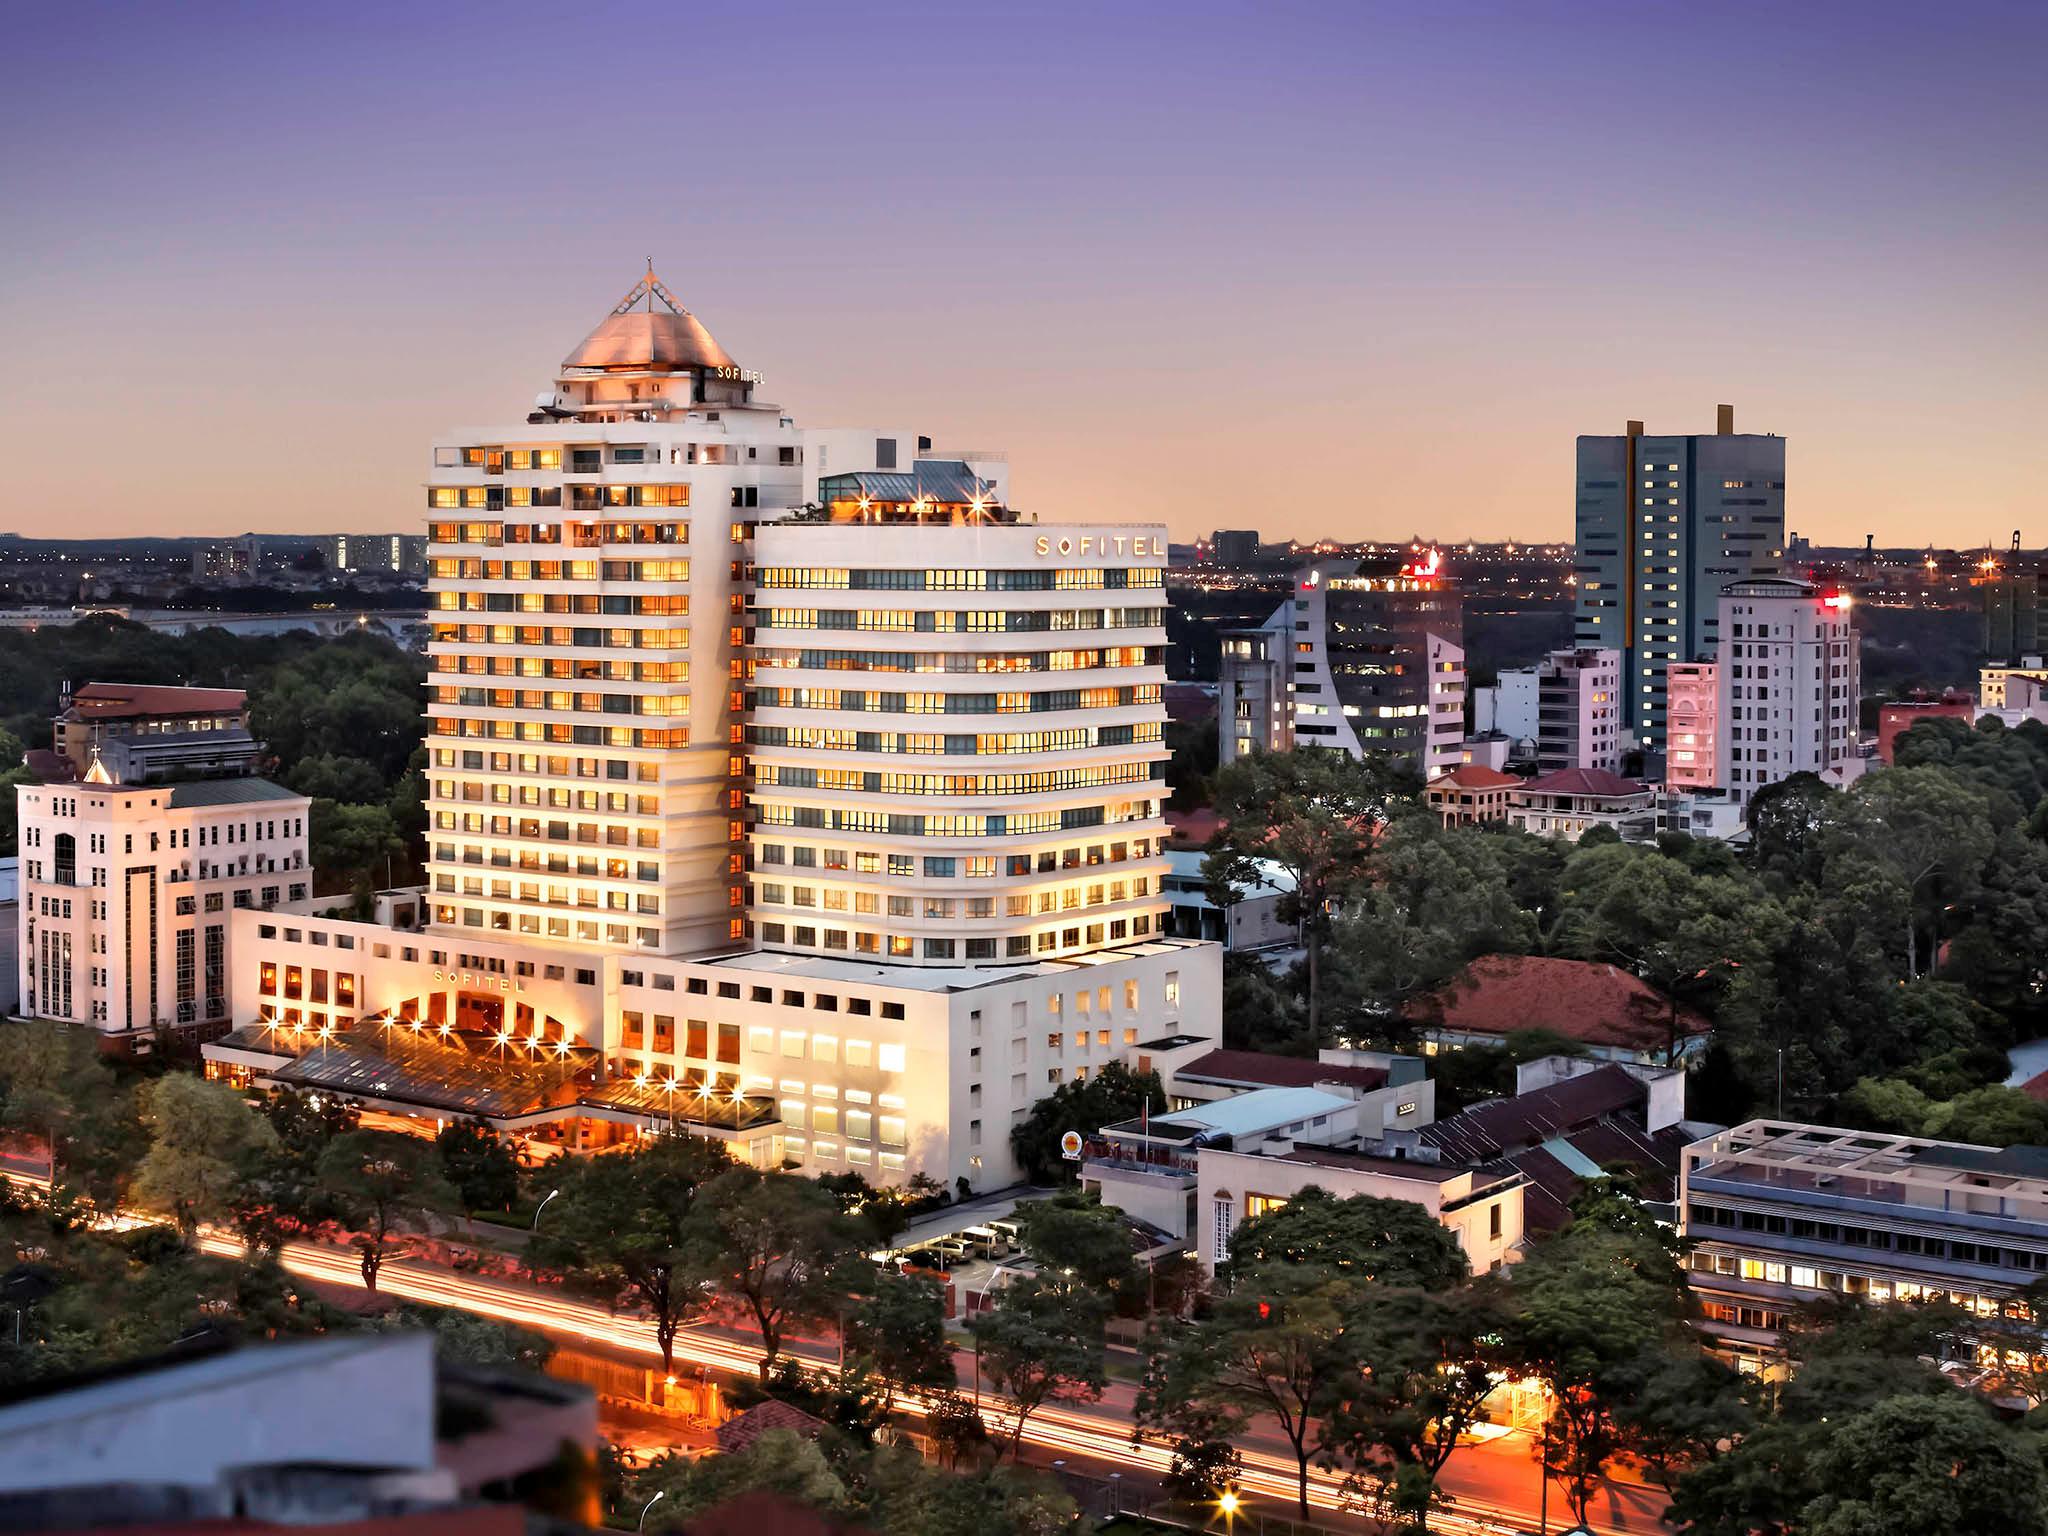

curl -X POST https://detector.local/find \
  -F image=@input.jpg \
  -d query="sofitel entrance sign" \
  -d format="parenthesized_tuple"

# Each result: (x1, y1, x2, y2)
(1034, 534, 1166, 560)
(433, 968, 524, 994)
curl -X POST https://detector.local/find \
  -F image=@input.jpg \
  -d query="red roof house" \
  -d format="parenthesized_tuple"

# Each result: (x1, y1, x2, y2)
(1408, 953, 1712, 1065)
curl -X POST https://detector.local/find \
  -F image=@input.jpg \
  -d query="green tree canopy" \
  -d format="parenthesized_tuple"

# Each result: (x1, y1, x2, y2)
(1205, 747, 1418, 1036)
(131, 1075, 278, 1237)
(528, 1133, 735, 1373)
(686, 1165, 860, 1379)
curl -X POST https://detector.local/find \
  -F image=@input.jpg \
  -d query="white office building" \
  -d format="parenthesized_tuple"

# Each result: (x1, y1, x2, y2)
(1531, 646, 1623, 773)
(17, 770, 309, 1043)
(1714, 578, 1861, 804)
(204, 272, 1220, 1190)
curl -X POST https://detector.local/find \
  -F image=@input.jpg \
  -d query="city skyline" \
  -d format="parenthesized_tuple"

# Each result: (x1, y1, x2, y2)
(4, 1, 2045, 547)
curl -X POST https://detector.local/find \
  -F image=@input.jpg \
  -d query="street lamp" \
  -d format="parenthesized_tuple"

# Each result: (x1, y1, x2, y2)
(637, 1491, 665, 1534)
(533, 1188, 561, 1231)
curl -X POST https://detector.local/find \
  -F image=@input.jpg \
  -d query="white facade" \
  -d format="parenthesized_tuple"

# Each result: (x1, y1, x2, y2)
(207, 272, 1221, 1191)
(1196, 1144, 1524, 1275)
(1278, 560, 1466, 781)
(1714, 578, 1860, 804)
(1489, 668, 1540, 742)
(1532, 647, 1623, 773)
(749, 518, 1171, 968)
(17, 778, 309, 1041)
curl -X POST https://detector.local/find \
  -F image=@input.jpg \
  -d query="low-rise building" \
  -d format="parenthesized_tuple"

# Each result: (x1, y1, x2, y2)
(1163, 849, 1295, 950)
(1424, 1056, 1689, 1229)
(1680, 1120, 2048, 1375)
(1409, 953, 1711, 1067)
(1166, 1045, 1434, 1129)
(18, 688, 311, 1052)
(1877, 692, 1976, 764)
(1424, 763, 1518, 826)
(1196, 1141, 1525, 1276)
(1504, 767, 1655, 842)
(0, 1332, 595, 1528)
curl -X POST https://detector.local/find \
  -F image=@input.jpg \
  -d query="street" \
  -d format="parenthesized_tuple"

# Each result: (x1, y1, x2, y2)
(190, 1225, 1672, 1536)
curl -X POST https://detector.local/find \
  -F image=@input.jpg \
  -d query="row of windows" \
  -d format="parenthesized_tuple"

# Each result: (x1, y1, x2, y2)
(429, 485, 694, 511)
(754, 761, 1161, 797)
(433, 624, 690, 647)
(433, 905, 676, 946)
(434, 781, 659, 814)
(434, 592, 691, 617)
(758, 840, 1155, 875)
(758, 913, 1153, 958)
(430, 813, 662, 847)
(756, 567, 1162, 591)
(435, 656, 688, 684)
(746, 723, 1157, 755)
(433, 873, 660, 913)
(1689, 1203, 2048, 1272)
(429, 717, 690, 750)
(430, 558, 692, 582)
(751, 684, 1159, 715)
(432, 749, 660, 781)
(756, 799, 1154, 838)
(754, 877, 1152, 915)
(432, 687, 690, 718)
(428, 518, 689, 545)
(432, 842, 660, 877)
(1692, 1250, 2012, 1320)
(754, 608, 1164, 634)
(755, 646, 1158, 675)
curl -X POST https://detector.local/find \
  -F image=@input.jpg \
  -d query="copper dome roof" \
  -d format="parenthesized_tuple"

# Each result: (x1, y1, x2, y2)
(561, 268, 737, 374)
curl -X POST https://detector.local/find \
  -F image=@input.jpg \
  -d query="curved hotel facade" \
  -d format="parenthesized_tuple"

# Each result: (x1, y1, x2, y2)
(205, 273, 1218, 1188)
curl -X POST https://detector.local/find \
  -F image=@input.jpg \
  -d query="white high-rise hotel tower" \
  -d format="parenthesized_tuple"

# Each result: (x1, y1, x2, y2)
(206, 273, 1219, 1188)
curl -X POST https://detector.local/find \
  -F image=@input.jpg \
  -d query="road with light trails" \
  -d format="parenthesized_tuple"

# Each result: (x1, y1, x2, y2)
(189, 1228, 1669, 1536)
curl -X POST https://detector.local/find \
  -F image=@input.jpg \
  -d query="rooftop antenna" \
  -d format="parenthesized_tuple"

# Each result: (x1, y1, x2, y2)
(646, 256, 654, 313)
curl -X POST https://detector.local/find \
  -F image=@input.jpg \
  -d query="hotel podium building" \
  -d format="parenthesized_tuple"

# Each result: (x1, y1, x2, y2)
(203, 273, 1218, 1189)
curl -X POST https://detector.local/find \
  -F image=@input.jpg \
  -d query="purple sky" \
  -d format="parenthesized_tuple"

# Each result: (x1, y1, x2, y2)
(3, 1, 2043, 546)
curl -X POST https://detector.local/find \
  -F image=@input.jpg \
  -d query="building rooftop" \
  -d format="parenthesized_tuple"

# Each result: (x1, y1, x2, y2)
(815, 460, 1002, 510)
(1176, 1048, 1386, 1094)
(559, 271, 736, 374)
(1422, 1062, 1646, 1163)
(1519, 767, 1647, 798)
(1408, 953, 1709, 1053)
(1427, 764, 1520, 791)
(62, 683, 246, 721)
(1686, 1120, 2048, 1210)
(164, 778, 306, 809)
(1142, 1086, 1356, 1140)
(1264, 1142, 1477, 1184)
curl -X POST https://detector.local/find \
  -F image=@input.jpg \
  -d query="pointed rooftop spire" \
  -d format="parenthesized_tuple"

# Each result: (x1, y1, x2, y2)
(562, 266, 737, 374)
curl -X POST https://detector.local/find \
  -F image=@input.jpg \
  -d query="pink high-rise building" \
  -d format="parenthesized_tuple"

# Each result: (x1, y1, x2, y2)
(1665, 662, 1720, 790)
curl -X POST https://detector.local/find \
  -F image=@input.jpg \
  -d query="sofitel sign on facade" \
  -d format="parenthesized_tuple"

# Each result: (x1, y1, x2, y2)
(1034, 534, 1167, 560)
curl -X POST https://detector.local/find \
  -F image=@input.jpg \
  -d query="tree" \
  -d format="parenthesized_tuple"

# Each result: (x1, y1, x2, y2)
(1330, 819, 1535, 1033)
(1552, 840, 1772, 1067)
(626, 1429, 849, 1529)
(1831, 767, 1995, 979)
(687, 1165, 859, 1380)
(1923, 1084, 2048, 1146)
(1611, 1349, 1753, 1496)
(1505, 1228, 1686, 1529)
(1012, 1190, 1142, 1304)
(844, 1267, 956, 1411)
(924, 1390, 992, 1470)
(317, 1129, 455, 1290)
(131, 1075, 278, 1237)
(435, 1116, 519, 1222)
(1009, 1061, 1161, 1185)
(1745, 771, 1839, 888)
(970, 1275, 1108, 1460)
(0, 1020, 141, 1207)
(1331, 1283, 1509, 1533)
(528, 1133, 735, 1374)
(233, 1087, 359, 1251)
(309, 799, 404, 896)
(1142, 1258, 1354, 1518)
(1804, 1394, 2047, 1536)
(1206, 748, 1417, 1037)
(1223, 1186, 1469, 1292)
